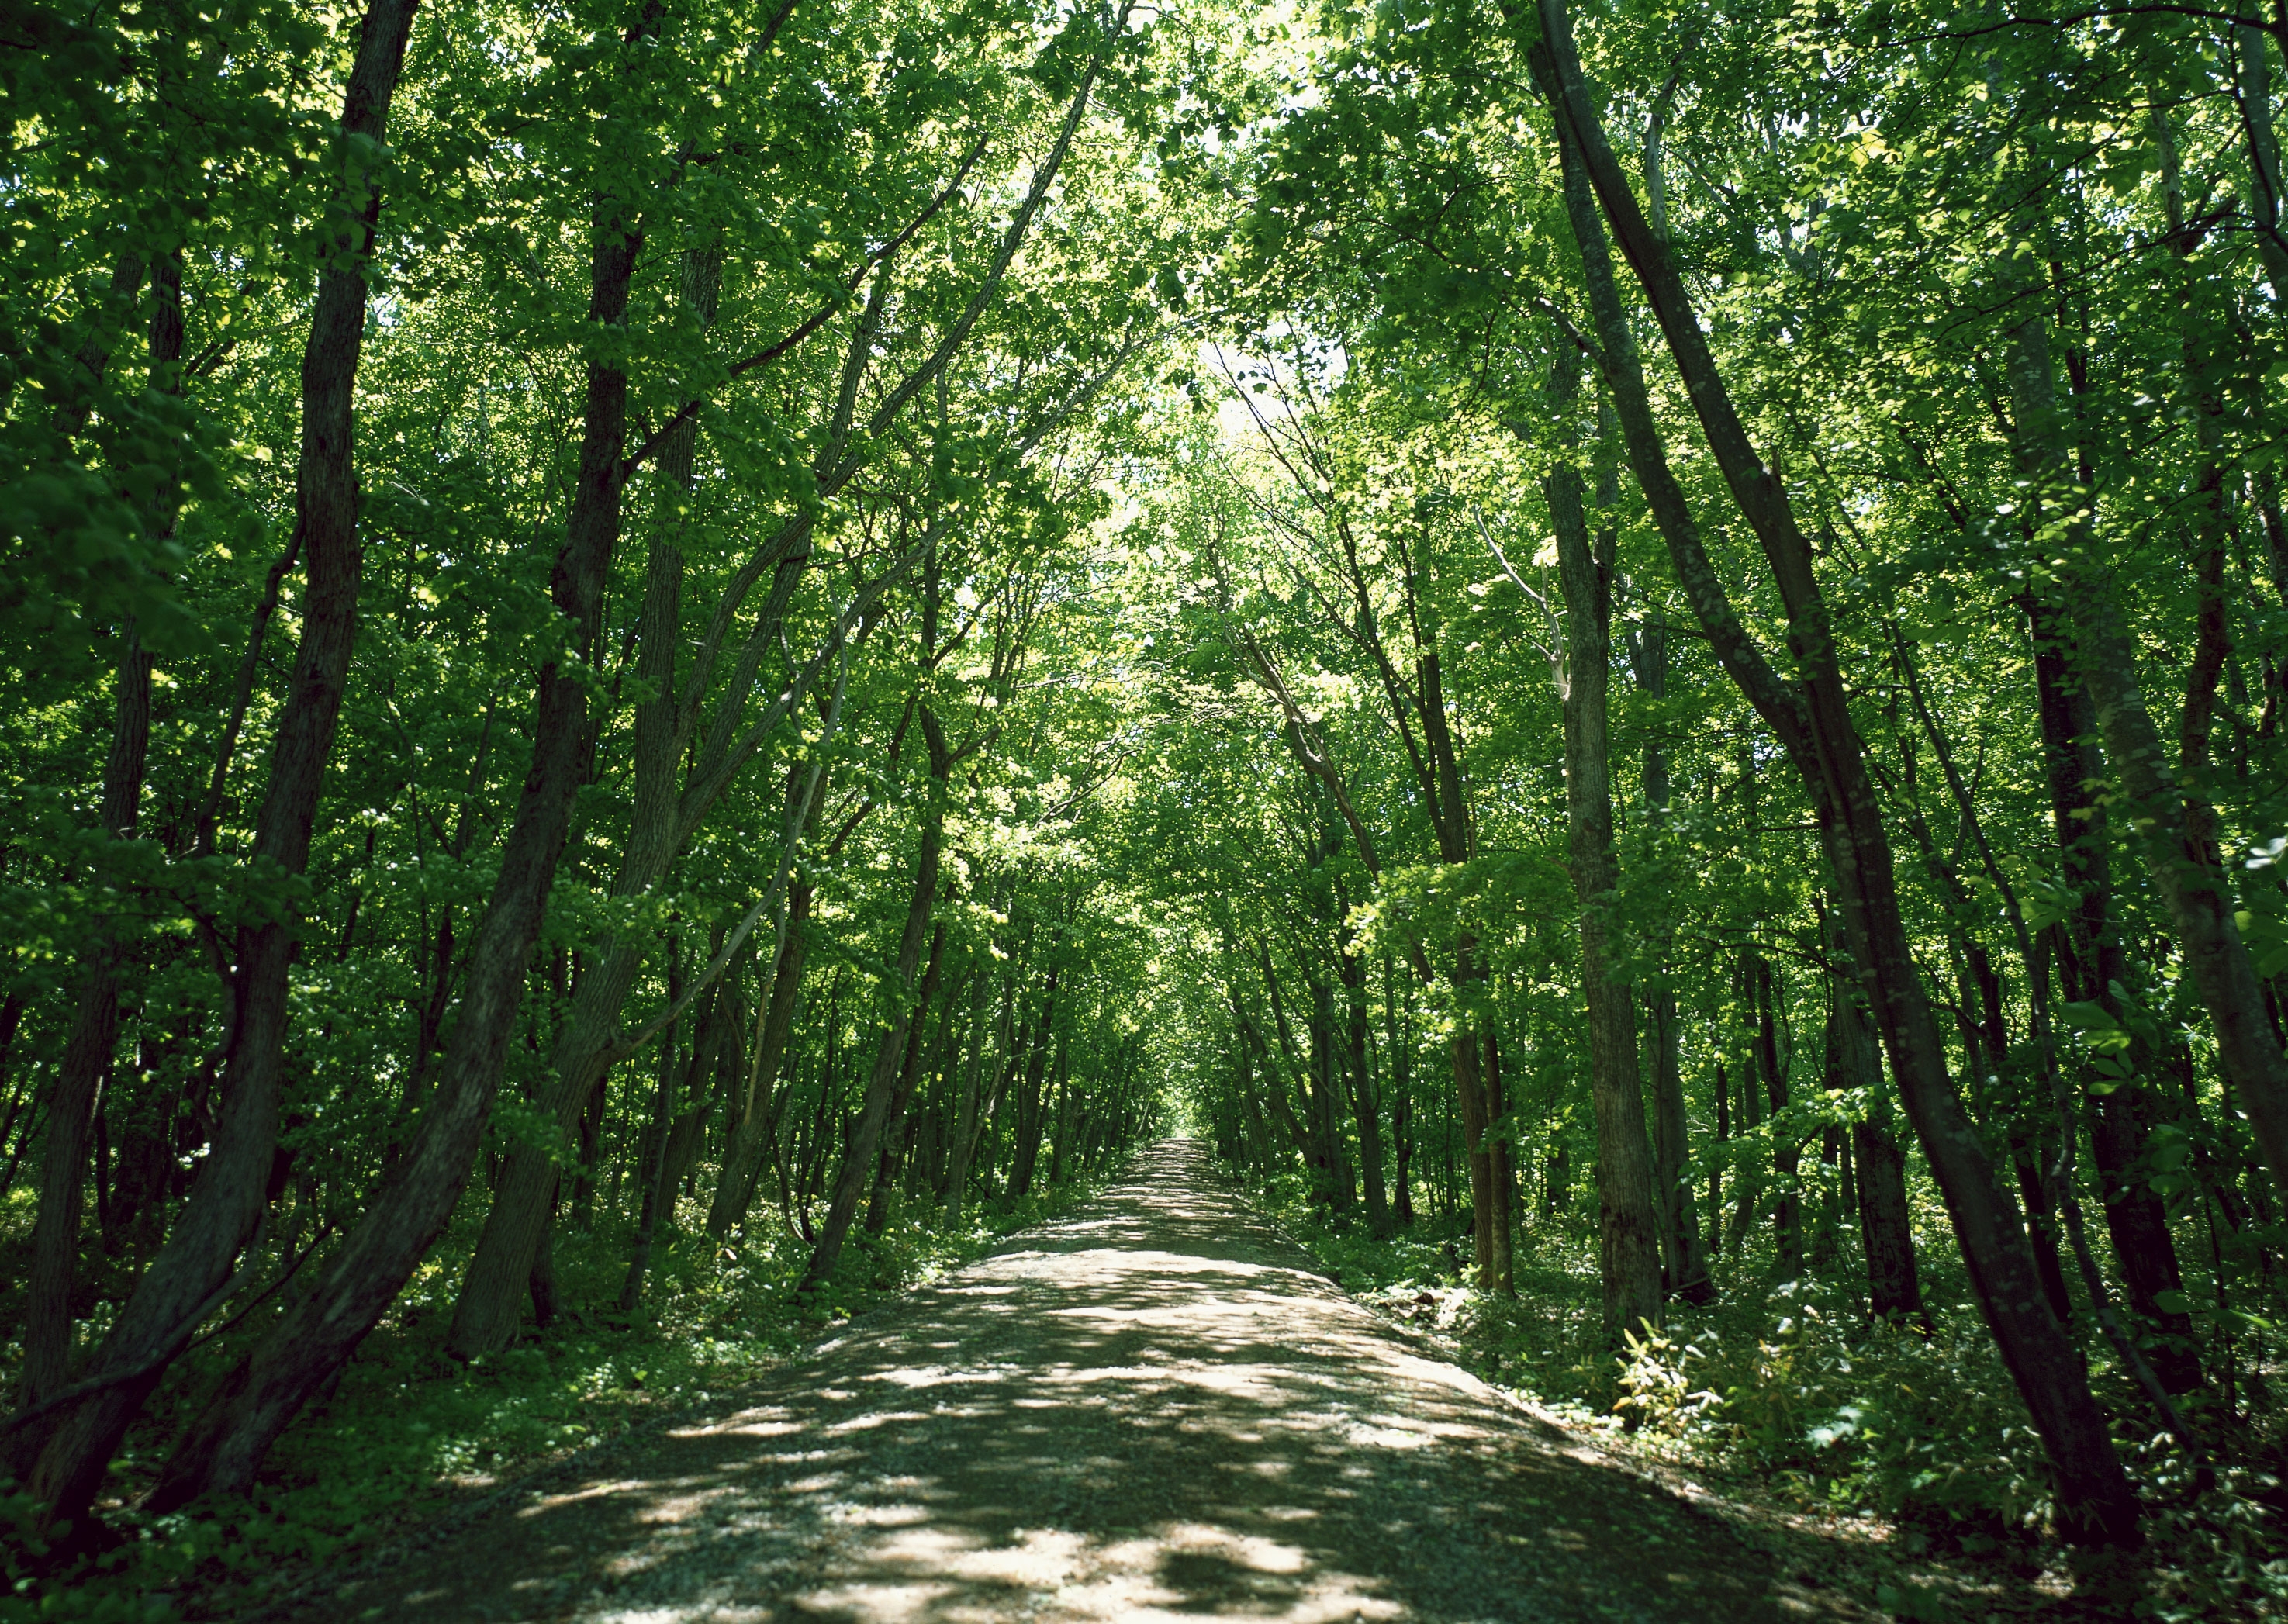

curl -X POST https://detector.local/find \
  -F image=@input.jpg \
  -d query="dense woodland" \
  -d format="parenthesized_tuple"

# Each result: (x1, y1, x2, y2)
(5, 0, 2288, 1610)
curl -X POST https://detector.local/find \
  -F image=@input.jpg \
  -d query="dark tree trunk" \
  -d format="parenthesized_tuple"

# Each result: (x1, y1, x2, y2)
(1339, 917, 1390, 1234)
(620, 944, 696, 1313)
(1630, 615, 1711, 1303)
(1543, 355, 1663, 1339)
(939, 953, 1001, 1225)
(18, 0, 420, 1530)
(1751, 957, 1800, 1274)
(708, 848, 816, 1237)
(866, 922, 945, 1235)
(139, 51, 668, 1507)
(2003, 214, 2288, 1235)
(1537, 5, 2138, 1539)
(1004, 972, 1059, 1204)
(1825, 918, 1924, 1322)
(18, 624, 150, 1411)
(803, 572, 959, 1284)
(2025, 597, 2201, 1391)
(1387, 958, 1415, 1227)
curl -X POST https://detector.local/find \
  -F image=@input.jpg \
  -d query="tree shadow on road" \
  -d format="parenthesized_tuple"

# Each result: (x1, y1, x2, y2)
(296, 1143, 1858, 1622)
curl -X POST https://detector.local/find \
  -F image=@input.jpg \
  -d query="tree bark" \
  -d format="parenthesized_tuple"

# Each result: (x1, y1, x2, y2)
(939, 950, 1001, 1225)
(1823, 915, 1924, 1322)
(17, 246, 185, 1413)
(1536, 4, 2138, 1541)
(1751, 957, 1800, 1273)
(137, 47, 690, 1505)
(1544, 346, 1663, 1339)
(2024, 596, 2200, 1389)
(707, 813, 817, 1238)
(2003, 130, 2288, 1246)
(1004, 969, 1060, 1204)
(16, 0, 420, 1530)
(801, 634, 955, 1284)
(18, 636, 152, 1413)
(1625, 617, 1712, 1303)
(866, 921, 946, 1233)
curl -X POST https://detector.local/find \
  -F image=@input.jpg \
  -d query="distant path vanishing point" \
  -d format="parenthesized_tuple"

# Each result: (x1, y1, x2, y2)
(282, 1139, 1859, 1622)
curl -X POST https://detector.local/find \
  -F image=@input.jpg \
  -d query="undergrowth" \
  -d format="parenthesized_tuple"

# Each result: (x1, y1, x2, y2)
(1256, 1170, 2288, 1622)
(1, 1177, 1096, 1623)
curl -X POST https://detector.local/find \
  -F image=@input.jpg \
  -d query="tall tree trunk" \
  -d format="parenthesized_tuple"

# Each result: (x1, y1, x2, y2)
(2238, 23, 2288, 306)
(1626, 616, 1712, 1302)
(19, 651, 152, 1411)
(1385, 954, 1415, 1227)
(939, 951, 1001, 1226)
(1339, 916, 1390, 1233)
(18, 247, 185, 1411)
(866, 921, 945, 1234)
(1751, 956, 1800, 1274)
(1004, 970, 1059, 1204)
(13, 2, 419, 1529)
(707, 837, 816, 1237)
(1544, 350, 1663, 1339)
(620, 942, 700, 1311)
(1824, 916, 1924, 1322)
(1307, 976, 1353, 1212)
(137, 47, 690, 1505)
(444, 230, 749, 1359)
(1483, 1030, 1518, 1291)
(2001, 148, 2288, 1240)
(1536, 7, 2138, 1540)
(803, 556, 959, 1285)
(2025, 597, 2201, 1390)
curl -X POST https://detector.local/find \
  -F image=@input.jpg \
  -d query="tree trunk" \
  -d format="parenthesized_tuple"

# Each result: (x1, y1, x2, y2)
(708, 851, 816, 1236)
(940, 954, 1000, 1226)
(804, 607, 959, 1285)
(1536, 5, 2138, 1540)
(2025, 599, 2201, 1390)
(1544, 355, 1663, 1339)
(1751, 957, 1800, 1274)
(1386, 956, 1415, 1227)
(2003, 166, 2288, 1243)
(18, 622, 152, 1411)
(441, 231, 854, 1356)
(621, 944, 704, 1312)
(1625, 616, 1711, 1302)
(866, 921, 945, 1234)
(19, 244, 188, 1410)
(1004, 972, 1059, 1204)
(17, 0, 420, 1530)
(137, 57, 686, 1508)
(1824, 917, 1924, 1322)
(1339, 925, 1390, 1234)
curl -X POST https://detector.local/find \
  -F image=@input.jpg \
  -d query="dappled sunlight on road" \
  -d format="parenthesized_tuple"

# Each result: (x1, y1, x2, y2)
(292, 1143, 1846, 1622)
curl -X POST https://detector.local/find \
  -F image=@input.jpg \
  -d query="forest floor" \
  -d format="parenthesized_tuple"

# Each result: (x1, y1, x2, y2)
(251, 1139, 1896, 1623)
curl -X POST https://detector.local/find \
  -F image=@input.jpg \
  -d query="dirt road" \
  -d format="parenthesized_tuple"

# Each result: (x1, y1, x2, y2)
(290, 1141, 1854, 1622)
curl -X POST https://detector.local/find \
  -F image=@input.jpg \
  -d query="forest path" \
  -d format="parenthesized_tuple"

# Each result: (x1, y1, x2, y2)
(289, 1141, 1857, 1623)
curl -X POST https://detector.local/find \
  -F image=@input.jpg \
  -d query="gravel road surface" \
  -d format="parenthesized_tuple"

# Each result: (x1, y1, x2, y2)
(288, 1140, 1856, 1622)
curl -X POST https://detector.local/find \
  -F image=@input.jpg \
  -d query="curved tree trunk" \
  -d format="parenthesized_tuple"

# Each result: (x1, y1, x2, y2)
(1536, 4, 2138, 1541)
(16, 0, 420, 1532)
(14, 247, 183, 1420)
(140, 82, 659, 1505)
